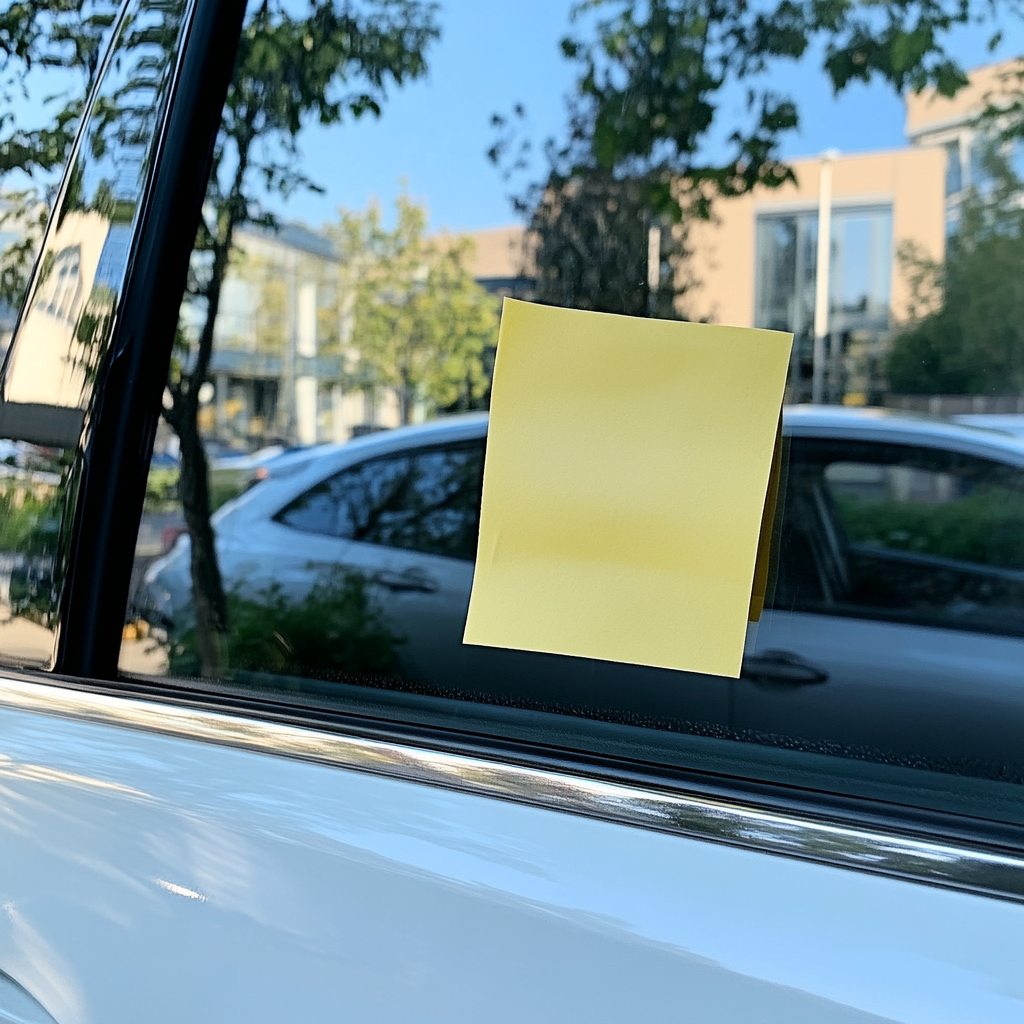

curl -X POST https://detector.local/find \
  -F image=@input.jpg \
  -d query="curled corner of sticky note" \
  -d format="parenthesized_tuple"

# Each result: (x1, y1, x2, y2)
(748, 415, 784, 624)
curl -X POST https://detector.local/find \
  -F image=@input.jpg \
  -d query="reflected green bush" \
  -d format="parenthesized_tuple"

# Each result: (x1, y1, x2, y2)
(0, 490, 61, 557)
(144, 467, 180, 513)
(836, 491, 1024, 570)
(144, 465, 254, 515)
(168, 567, 403, 680)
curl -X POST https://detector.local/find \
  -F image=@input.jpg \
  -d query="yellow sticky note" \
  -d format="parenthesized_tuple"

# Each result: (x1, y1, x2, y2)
(463, 299, 793, 679)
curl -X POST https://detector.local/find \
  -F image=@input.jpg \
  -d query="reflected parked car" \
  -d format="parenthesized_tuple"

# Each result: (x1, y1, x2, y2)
(141, 406, 1024, 768)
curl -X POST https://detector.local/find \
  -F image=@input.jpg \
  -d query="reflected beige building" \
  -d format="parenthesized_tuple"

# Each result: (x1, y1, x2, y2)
(5, 209, 119, 409)
(193, 222, 403, 449)
(469, 60, 1022, 404)
(687, 146, 946, 402)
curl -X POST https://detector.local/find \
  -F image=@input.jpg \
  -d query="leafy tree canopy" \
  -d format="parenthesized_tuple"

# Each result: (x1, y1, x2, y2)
(165, 0, 440, 444)
(161, 0, 439, 677)
(889, 149, 1024, 395)
(492, 0, 1012, 316)
(331, 192, 498, 423)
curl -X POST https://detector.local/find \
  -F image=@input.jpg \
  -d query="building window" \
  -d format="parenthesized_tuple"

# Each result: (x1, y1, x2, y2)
(829, 206, 893, 333)
(755, 204, 892, 401)
(754, 212, 817, 340)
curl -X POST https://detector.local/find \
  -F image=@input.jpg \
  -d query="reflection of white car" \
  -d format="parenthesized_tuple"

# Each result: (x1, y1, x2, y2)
(145, 406, 1024, 769)
(953, 413, 1024, 439)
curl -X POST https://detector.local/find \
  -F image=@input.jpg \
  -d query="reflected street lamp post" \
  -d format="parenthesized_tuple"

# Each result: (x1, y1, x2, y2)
(647, 224, 661, 317)
(813, 149, 839, 404)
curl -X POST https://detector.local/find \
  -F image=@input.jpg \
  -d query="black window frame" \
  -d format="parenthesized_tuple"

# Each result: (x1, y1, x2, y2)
(53, 0, 249, 679)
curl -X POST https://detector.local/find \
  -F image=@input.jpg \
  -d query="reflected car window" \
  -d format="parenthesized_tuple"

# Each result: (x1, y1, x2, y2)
(277, 441, 485, 559)
(777, 439, 1024, 636)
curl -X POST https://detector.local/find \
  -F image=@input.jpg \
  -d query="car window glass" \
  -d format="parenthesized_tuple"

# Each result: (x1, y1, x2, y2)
(826, 458, 1024, 570)
(108, 0, 1024, 818)
(276, 477, 345, 536)
(277, 441, 484, 560)
(385, 442, 484, 559)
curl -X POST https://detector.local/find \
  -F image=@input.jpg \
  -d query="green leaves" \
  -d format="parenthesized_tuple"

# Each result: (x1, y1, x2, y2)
(504, 0, 1004, 317)
(889, 145, 1024, 395)
(561, 0, 990, 196)
(330, 192, 499, 421)
(170, 0, 440, 420)
(226, 0, 438, 148)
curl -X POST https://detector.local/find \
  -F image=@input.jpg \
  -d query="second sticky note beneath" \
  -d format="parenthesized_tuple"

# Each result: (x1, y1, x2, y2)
(463, 299, 793, 679)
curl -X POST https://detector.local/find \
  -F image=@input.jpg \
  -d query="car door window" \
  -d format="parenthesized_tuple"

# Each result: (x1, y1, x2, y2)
(277, 441, 484, 559)
(775, 438, 1024, 637)
(88, 0, 1024, 829)
(276, 454, 414, 539)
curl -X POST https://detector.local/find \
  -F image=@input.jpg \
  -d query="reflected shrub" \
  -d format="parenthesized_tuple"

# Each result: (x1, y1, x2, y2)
(167, 567, 403, 680)
(0, 476, 65, 625)
(144, 467, 180, 513)
(144, 466, 251, 515)
(0, 489, 61, 557)
(836, 491, 1024, 569)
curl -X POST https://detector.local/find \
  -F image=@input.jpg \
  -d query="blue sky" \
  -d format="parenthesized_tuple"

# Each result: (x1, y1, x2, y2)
(279, 1, 1024, 232)
(10, 0, 1024, 233)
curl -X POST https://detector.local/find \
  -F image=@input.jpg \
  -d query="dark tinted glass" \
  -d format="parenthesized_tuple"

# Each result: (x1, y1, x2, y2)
(277, 441, 484, 559)
(779, 440, 1024, 636)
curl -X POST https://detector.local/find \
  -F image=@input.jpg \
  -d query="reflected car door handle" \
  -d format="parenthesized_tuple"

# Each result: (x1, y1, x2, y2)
(373, 567, 439, 593)
(741, 649, 829, 685)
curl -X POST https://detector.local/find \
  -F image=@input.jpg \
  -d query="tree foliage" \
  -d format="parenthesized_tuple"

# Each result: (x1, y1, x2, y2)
(331, 192, 498, 422)
(888, 150, 1024, 395)
(493, 0, 1009, 316)
(160, 0, 438, 675)
(0, 0, 439, 677)
(0, 0, 118, 308)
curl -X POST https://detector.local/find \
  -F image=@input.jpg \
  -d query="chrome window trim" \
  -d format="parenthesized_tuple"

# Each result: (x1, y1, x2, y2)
(0, 673, 1021, 902)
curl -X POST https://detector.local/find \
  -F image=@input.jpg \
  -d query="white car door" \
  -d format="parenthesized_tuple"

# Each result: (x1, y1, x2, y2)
(1, 1, 1023, 1022)
(0, 679, 1022, 1024)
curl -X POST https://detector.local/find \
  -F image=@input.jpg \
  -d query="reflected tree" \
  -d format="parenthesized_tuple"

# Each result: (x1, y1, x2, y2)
(161, 0, 440, 676)
(492, 0, 1011, 317)
(889, 147, 1024, 394)
(331, 192, 498, 423)
(168, 568, 404, 681)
